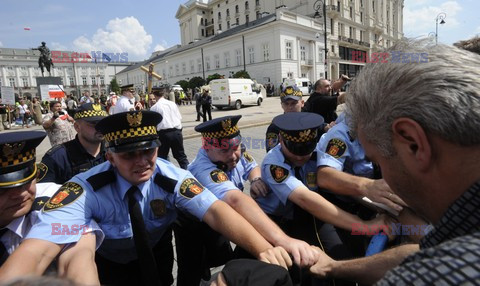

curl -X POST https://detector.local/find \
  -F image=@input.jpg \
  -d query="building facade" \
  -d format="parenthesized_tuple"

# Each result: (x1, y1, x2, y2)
(0, 48, 132, 99)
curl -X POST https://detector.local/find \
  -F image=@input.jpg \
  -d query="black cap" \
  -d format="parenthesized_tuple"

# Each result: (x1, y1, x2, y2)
(273, 112, 324, 156)
(195, 115, 242, 140)
(280, 85, 302, 102)
(95, 111, 162, 153)
(120, 84, 135, 93)
(73, 103, 108, 123)
(221, 259, 293, 286)
(0, 131, 46, 189)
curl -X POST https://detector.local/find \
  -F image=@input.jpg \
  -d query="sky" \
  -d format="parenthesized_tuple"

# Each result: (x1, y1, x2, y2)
(0, 0, 479, 61)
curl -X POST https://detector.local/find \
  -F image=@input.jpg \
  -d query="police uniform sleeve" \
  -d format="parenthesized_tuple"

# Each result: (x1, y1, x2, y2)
(173, 171, 218, 220)
(38, 146, 68, 184)
(240, 151, 258, 181)
(317, 128, 350, 171)
(26, 178, 103, 246)
(196, 166, 238, 201)
(265, 124, 279, 153)
(262, 162, 304, 205)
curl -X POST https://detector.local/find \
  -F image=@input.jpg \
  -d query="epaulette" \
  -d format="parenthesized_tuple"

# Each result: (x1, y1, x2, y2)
(154, 173, 178, 193)
(45, 143, 65, 156)
(309, 151, 318, 161)
(31, 196, 50, 211)
(87, 169, 116, 191)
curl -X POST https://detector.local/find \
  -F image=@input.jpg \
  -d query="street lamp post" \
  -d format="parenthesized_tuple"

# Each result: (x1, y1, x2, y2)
(314, 0, 328, 79)
(435, 12, 446, 45)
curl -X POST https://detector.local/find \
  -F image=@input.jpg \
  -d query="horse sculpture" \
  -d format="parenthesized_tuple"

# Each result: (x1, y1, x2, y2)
(32, 42, 54, 77)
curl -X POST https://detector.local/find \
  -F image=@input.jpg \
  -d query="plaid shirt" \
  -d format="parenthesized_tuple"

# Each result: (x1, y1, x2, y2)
(377, 181, 480, 285)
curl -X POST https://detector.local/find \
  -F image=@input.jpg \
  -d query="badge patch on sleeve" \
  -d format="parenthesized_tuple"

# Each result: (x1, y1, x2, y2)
(36, 162, 48, 182)
(43, 182, 84, 212)
(210, 169, 229, 183)
(270, 165, 289, 183)
(325, 138, 347, 158)
(306, 172, 317, 189)
(150, 199, 167, 217)
(266, 133, 279, 149)
(243, 151, 254, 163)
(179, 178, 205, 199)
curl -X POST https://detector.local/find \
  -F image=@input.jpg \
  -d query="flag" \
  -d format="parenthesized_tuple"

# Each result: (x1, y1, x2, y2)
(102, 53, 111, 62)
(24, 27, 31, 31)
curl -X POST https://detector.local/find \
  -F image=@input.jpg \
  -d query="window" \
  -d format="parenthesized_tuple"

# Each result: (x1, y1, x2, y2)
(331, 19, 334, 35)
(169, 66, 173, 77)
(9, 78, 15, 87)
(318, 46, 323, 62)
(197, 59, 202, 72)
(246, 15, 249, 23)
(22, 78, 28, 87)
(201, 18, 204, 25)
(300, 46, 306, 61)
(256, 0, 259, 5)
(214, 54, 220, 69)
(372, 0, 375, 12)
(219, 24, 222, 31)
(182, 62, 187, 74)
(218, 12, 221, 20)
(91, 76, 96, 85)
(202, 29, 205, 36)
(100, 76, 105, 85)
(349, 27, 353, 38)
(236, 49, 242, 66)
(360, 30, 364, 41)
(256, 11, 261, 20)
(245, 1, 249, 10)
(236, 18, 239, 25)
(350, 6, 353, 18)
(227, 21, 230, 29)
(285, 41, 292, 60)
(69, 77, 75, 86)
(227, 9, 230, 16)
(263, 43, 269, 61)
(224, 52, 230, 67)
(360, 12, 363, 23)
(82, 77, 87, 86)
(190, 60, 195, 73)
(206, 56, 211, 71)
(235, 5, 239, 13)
(248, 47, 255, 64)
(175, 64, 179, 75)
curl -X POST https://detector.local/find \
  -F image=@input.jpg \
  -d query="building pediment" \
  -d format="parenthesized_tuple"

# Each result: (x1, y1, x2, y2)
(175, 4, 189, 19)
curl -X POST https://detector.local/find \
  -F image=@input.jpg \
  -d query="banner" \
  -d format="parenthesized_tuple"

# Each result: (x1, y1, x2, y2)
(40, 85, 65, 101)
(0, 86, 15, 105)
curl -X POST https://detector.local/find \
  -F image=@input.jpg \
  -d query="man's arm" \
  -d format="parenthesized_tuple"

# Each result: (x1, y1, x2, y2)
(223, 190, 319, 267)
(309, 244, 419, 285)
(317, 166, 405, 212)
(203, 200, 292, 268)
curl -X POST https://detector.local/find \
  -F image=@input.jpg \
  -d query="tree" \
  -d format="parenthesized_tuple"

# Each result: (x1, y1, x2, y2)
(175, 80, 190, 91)
(189, 76, 206, 89)
(206, 73, 223, 84)
(232, 70, 251, 79)
(110, 78, 121, 94)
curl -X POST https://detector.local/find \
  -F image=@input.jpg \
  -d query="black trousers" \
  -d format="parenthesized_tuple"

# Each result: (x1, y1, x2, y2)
(201, 104, 212, 122)
(95, 228, 174, 286)
(157, 128, 189, 169)
(195, 104, 203, 120)
(173, 213, 239, 286)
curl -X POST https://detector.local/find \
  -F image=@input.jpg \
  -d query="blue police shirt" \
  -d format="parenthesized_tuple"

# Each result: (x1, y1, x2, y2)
(188, 147, 257, 200)
(317, 114, 373, 178)
(256, 144, 319, 219)
(27, 158, 218, 264)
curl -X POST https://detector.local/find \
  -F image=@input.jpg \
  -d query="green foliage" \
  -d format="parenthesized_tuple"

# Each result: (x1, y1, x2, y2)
(206, 73, 223, 84)
(110, 78, 121, 94)
(189, 76, 206, 89)
(175, 80, 190, 91)
(232, 70, 251, 79)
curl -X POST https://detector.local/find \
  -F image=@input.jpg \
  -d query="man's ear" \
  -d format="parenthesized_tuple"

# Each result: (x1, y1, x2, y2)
(105, 151, 115, 167)
(73, 121, 80, 132)
(392, 118, 432, 172)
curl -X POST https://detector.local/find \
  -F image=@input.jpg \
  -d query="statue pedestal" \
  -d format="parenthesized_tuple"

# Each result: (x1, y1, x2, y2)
(35, 77, 65, 101)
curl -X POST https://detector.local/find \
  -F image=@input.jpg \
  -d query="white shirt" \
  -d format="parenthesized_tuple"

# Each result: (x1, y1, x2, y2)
(150, 97, 182, 130)
(113, 96, 135, 114)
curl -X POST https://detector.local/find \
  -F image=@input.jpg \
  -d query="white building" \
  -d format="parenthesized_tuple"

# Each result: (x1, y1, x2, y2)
(0, 48, 132, 99)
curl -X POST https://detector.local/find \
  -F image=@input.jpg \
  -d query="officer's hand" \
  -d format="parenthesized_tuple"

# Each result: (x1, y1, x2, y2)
(393, 208, 430, 243)
(279, 237, 320, 267)
(250, 178, 269, 199)
(364, 214, 396, 241)
(309, 246, 337, 278)
(258, 246, 292, 270)
(365, 179, 406, 213)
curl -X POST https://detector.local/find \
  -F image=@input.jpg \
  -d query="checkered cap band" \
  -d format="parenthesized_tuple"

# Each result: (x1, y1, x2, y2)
(104, 126, 158, 144)
(280, 86, 302, 99)
(280, 129, 317, 143)
(201, 125, 239, 139)
(1, 149, 35, 168)
(74, 109, 108, 120)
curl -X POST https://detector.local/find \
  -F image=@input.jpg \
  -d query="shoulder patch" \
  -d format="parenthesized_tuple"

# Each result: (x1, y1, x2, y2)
(154, 173, 178, 193)
(266, 132, 279, 149)
(31, 196, 50, 211)
(179, 178, 205, 199)
(269, 165, 289, 183)
(243, 151, 254, 163)
(45, 144, 64, 156)
(36, 162, 48, 182)
(210, 169, 229, 183)
(87, 169, 116, 191)
(43, 182, 84, 212)
(325, 138, 347, 158)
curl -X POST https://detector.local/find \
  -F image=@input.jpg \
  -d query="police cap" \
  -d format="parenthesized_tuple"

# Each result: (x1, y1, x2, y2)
(120, 84, 135, 93)
(0, 131, 46, 189)
(74, 103, 108, 123)
(273, 112, 324, 156)
(95, 111, 162, 153)
(195, 115, 242, 146)
(280, 85, 302, 102)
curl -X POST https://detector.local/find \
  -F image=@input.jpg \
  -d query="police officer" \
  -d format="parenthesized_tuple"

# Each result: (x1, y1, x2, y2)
(0, 131, 102, 284)
(6, 111, 292, 286)
(176, 115, 318, 286)
(255, 113, 387, 284)
(39, 103, 108, 184)
(113, 84, 142, 114)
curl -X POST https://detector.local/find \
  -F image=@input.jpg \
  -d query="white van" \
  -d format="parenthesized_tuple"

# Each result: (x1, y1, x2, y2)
(283, 78, 312, 95)
(210, 79, 263, 110)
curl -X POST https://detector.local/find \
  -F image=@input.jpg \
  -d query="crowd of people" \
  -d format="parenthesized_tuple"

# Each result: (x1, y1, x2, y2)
(0, 38, 479, 286)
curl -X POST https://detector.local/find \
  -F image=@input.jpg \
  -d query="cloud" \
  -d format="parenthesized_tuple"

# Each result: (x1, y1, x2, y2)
(154, 41, 168, 52)
(404, 1, 462, 37)
(50, 42, 67, 51)
(73, 16, 152, 60)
